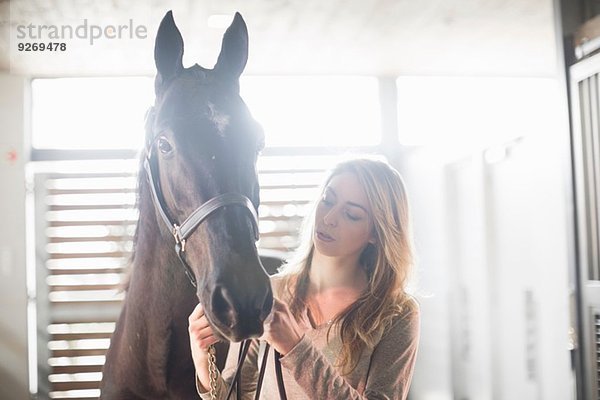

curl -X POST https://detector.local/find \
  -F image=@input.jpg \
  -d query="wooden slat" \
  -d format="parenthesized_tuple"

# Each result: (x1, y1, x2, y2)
(51, 349, 107, 358)
(48, 188, 136, 195)
(48, 236, 134, 243)
(49, 285, 120, 292)
(259, 231, 301, 238)
(50, 300, 123, 307)
(51, 332, 113, 341)
(49, 268, 126, 275)
(49, 339, 110, 350)
(51, 364, 103, 374)
(48, 272, 122, 282)
(48, 221, 136, 227)
(51, 380, 100, 391)
(49, 395, 99, 400)
(51, 318, 119, 325)
(47, 257, 126, 268)
(260, 200, 311, 206)
(46, 172, 134, 179)
(258, 245, 296, 253)
(259, 184, 318, 190)
(258, 168, 325, 174)
(258, 215, 304, 221)
(49, 252, 131, 259)
(49, 205, 135, 211)
(48, 321, 115, 330)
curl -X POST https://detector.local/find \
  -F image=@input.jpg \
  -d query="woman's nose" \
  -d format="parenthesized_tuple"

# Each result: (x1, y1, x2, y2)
(323, 208, 338, 227)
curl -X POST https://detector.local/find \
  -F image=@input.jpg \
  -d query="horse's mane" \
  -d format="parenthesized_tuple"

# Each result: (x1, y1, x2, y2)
(120, 150, 152, 292)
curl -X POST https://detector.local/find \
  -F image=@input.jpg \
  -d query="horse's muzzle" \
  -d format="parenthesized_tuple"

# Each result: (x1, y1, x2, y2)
(208, 279, 273, 341)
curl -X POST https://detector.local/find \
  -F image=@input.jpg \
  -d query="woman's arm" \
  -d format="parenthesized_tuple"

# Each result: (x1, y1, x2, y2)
(279, 305, 420, 400)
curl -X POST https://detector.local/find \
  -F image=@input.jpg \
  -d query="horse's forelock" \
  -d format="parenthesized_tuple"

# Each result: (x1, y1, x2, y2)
(155, 77, 256, 147)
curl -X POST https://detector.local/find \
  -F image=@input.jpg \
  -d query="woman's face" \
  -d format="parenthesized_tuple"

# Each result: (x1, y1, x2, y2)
(313, 172, 375, 260)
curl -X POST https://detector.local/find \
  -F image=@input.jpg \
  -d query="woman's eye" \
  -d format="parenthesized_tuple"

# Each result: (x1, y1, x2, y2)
(158, 137, 173, 154)
(345, 212, 361, 221)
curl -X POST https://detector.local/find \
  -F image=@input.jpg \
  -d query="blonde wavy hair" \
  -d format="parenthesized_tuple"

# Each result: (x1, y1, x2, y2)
(278, 158, 416, 374)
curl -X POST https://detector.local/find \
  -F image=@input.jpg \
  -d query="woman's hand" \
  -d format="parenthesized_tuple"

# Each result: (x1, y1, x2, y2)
(188, 303, 219, 392)
(261, 298, 305, 355)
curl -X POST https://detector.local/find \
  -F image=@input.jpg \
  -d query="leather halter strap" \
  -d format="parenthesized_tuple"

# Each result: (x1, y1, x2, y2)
(145, 155, 259, 245)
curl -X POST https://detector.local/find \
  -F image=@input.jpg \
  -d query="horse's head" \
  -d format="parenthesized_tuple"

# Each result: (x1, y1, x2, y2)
(146, 11, 272, 341)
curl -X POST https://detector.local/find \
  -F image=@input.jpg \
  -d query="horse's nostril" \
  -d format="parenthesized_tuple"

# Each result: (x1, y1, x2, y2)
(211, 280, 273, 338)
(211, 285, 236, 328)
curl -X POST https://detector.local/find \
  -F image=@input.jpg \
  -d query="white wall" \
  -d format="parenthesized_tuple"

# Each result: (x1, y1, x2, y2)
(0, 73, 30, 399)
(400, 149, 454, 400)
(402, 79, 574, 399)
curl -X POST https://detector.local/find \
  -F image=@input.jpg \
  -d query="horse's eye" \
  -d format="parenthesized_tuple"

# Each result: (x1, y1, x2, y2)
(158, 137, 173, 154)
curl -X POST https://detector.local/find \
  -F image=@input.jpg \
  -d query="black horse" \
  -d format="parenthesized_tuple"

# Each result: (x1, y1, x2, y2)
(100, 11, 273, 399)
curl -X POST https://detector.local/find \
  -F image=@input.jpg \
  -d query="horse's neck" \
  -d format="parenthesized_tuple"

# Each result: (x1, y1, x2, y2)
(111, 188, 198, 385)
(125, 178, 192, 318)
(128, 196, 197, 321)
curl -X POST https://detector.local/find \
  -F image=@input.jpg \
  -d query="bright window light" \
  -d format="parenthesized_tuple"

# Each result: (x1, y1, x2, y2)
(241, 76, 381, 147)
(208, 14, 234, 29)
(396, 76, 560, 148)
(32, 77, 154, 150)
(32, 76, 381, 150)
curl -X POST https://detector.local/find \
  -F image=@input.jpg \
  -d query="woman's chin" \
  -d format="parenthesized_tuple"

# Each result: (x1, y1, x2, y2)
(314, 240, 339, 257)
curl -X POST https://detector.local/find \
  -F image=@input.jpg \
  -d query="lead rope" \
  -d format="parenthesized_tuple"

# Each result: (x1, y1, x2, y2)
(206, 340, 286, 400)
(208, 344, 218, 400)
(204, 340, 251, 400)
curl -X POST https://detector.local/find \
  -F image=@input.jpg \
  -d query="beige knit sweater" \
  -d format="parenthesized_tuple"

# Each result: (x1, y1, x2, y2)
(197, 277, 420, 400)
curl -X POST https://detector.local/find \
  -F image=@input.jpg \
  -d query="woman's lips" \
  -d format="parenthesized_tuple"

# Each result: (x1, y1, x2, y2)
(316, 230, 335, 242)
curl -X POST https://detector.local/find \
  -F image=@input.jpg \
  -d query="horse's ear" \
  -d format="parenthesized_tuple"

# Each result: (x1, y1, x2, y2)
(214, 12, 248, 82)
(154, 11, 184, 93)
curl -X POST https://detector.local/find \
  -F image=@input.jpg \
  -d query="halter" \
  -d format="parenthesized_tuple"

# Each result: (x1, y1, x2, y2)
(143, 106, 287, 399)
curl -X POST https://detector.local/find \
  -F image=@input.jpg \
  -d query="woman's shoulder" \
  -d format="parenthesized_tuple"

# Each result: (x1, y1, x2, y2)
(385, 296, 420, 338)
(398, 295, 420, 319)
(361, 295, 420, 357)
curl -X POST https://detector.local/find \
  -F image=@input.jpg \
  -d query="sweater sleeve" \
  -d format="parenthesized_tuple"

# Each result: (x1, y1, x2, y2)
(278, 304, 420, 400)
(197, 339, 261, 400)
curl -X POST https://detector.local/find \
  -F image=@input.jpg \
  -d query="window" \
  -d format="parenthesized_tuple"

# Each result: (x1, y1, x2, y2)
(32, 76, 381, 151)
(32, 78, 153, 150)
(241, 76, 381, 147)
(396, 76, 559, 149)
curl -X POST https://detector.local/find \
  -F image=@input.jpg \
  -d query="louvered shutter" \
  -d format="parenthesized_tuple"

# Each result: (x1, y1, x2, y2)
(570, 50, 600, 400)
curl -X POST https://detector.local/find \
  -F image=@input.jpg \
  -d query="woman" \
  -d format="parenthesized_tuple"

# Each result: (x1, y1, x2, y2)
(189, 158, 420, 399)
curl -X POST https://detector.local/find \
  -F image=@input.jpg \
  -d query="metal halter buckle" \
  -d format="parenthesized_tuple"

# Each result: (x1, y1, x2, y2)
(172, 224, 186, 252)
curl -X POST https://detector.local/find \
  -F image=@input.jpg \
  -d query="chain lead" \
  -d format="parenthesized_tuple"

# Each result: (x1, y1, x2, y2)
(208, 344, 218, 400)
